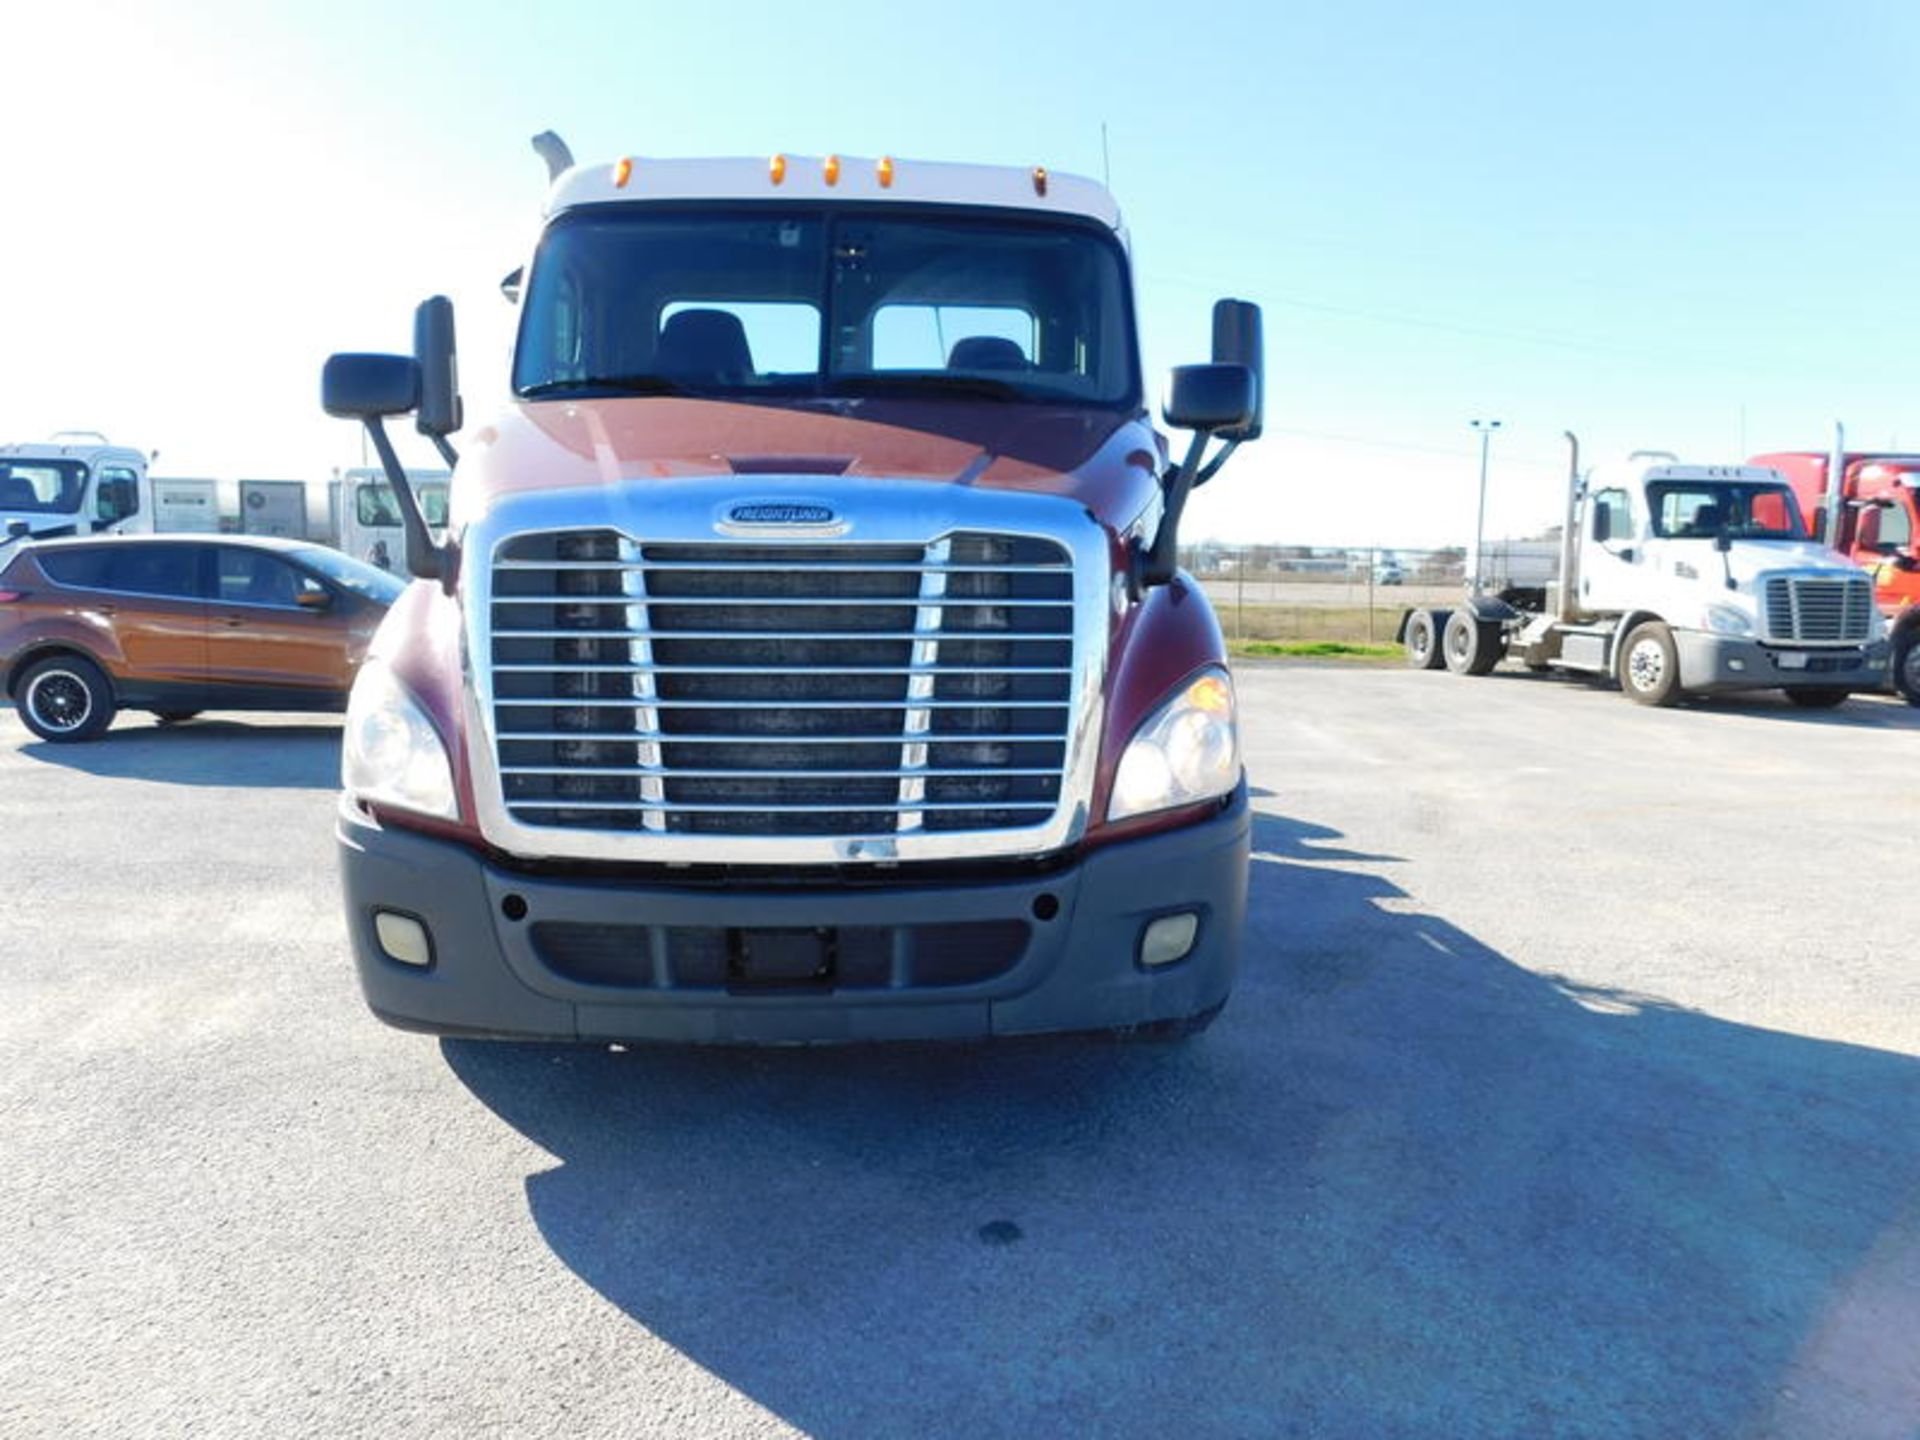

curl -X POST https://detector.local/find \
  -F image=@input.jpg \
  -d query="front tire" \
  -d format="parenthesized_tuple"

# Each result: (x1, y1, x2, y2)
(1895, 630, 1920, 707)
(1619, 621, 1682, 706)
(18, 655, 116, 742)
(1785, 688, 1850, 710)
(1404, 611, 1445, 670)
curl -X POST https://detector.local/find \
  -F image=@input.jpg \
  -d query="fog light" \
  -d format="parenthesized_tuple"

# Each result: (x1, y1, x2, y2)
(1728, 658, 1746, 672)
(1140, 912, 1199, 967)
(374, 911, 433, 968)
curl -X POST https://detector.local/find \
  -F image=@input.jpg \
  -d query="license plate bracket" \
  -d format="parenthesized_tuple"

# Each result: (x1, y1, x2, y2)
(1778, 652, 1809, 670)
(729, 927, 836, 990)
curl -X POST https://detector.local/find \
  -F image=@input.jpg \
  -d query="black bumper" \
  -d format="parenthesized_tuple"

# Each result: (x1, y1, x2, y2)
(336, 786, 1251, 1043)
(1674, 633, 1888, 694)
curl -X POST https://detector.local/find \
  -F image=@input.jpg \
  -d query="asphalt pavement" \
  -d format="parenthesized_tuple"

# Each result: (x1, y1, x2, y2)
(2, 668, 1917, 1439)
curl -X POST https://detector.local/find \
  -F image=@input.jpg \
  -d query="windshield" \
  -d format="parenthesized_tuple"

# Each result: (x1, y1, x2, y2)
(512, 206, 1139, 408)
(1647, 482, 1807, 540)
(356, 482, 448, 528)
(290, 545, 406, 604)
(0, 459, 87, 514)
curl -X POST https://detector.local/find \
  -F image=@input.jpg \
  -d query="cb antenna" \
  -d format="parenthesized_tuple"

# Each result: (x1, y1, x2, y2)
(1100, 121, 1111, 187)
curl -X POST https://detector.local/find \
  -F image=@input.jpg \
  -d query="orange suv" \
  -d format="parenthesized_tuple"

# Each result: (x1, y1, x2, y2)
(0, 535, 401, 742)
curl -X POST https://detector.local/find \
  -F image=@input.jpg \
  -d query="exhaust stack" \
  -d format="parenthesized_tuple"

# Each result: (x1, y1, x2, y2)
(1558, 431, 1581, 621)
(1822, 420, 1847, 549)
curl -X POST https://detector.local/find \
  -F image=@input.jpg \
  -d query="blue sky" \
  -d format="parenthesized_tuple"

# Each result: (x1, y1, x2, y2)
(6, 0, 1918, 545)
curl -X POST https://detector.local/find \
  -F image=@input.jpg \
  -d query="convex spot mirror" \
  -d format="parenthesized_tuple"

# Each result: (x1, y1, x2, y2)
(1164, 363, 1256, 434)
(322, 354, 421, 421)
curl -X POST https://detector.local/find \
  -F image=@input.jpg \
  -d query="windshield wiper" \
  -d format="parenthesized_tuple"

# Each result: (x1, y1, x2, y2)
(826, 373, 1027, 402)
(519, 374, 690, 397)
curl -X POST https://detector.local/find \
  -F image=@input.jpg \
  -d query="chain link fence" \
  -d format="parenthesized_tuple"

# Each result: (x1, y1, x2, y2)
(1178, 544, 1469, 644)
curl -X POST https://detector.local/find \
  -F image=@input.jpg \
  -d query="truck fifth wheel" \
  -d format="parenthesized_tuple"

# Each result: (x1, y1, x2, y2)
(320, 143, 1264, 1043)
(1400, 436, 1886, 707)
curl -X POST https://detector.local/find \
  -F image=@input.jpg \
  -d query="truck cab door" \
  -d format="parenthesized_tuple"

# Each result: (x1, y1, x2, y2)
(1860, 496, 1920, 612)
(1581, 486, 1640, 614)
(92, 464, 144, 534)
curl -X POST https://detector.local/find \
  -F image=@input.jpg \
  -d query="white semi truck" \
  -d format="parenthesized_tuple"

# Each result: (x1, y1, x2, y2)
(0, 434, 155, 543)
(1399, 437, 1887, 707)
(330, 467, 450, 571)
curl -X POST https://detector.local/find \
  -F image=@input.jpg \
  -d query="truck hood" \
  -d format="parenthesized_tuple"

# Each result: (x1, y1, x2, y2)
(452, 397, 1164, 536)
(1718, 539, 1867, 585)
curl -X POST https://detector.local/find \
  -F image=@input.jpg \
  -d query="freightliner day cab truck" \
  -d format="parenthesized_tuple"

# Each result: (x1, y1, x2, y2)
(1752, 429, 1920, 705)
(320, 142, 1265, 1043)
(0, 434, 154, 545)
(1399, 439, 1886, 707)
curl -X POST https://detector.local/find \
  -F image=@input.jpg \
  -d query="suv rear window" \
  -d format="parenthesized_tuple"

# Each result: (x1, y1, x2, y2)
(39, 544, 202, 599)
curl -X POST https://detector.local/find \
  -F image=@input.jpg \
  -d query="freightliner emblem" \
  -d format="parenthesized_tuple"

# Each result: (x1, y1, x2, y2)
(727, 503, 837, 525)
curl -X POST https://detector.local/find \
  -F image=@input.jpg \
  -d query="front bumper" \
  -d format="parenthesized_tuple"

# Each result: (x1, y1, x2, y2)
(1674, 633, 1888, 694)
(336, 785, 1250, 1043)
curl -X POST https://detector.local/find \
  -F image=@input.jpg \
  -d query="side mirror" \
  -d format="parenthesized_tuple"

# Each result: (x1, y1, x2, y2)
(1592, 506, 1612, 544)
(1163, 363, 1255, 433)
(1714, 527, 1733, 554)
(322, 354, 420, 420)
(6, 520, 28, 539)
(413, 296, 463, 439)
(295, 587, 334, 611)
(1210, 299, 1264, 442)
(501, 267, 523, 305)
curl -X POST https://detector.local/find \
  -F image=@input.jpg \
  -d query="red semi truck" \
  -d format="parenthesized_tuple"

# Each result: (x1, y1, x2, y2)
(319, 144, 1264, 1043)
(1752, 433, 1920, 703)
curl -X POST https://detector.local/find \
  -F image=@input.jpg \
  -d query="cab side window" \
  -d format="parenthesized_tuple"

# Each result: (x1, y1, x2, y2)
(95, 466, 141, 524)
(1593, 489, 1632, 545)
(215, 548, 326, 608)
(1879, 502, 1913, 551)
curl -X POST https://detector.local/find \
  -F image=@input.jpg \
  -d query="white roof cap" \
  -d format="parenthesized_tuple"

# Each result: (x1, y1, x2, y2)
(545, 154, 1123, 232)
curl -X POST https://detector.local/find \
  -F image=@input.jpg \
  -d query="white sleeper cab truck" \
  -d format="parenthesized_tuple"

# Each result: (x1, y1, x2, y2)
(334, 467, 450, 571)
(0, 434, 152, 545)
(1400, 440, 1887, 707)
(319, 142, 1266, 1044)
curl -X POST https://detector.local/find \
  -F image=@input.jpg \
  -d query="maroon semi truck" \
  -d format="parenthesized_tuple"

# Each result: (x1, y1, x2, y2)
(319, 147, 1264, 1043)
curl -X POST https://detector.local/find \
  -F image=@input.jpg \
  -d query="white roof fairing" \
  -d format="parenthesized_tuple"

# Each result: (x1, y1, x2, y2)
(543, 154, 1126, 237)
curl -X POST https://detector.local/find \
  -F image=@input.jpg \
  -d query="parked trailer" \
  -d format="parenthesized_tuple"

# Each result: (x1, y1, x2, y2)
(1398, 437, 1887, 707)
(150, 477, 221, 533)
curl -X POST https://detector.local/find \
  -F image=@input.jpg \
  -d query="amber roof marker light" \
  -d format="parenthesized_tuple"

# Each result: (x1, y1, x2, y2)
(823, 154, 841, 186)
(876, 156, 895, 188)
(1032, 166, 1049, 197)
(611, 157, 633, 188)
(769, 154, 787, 185)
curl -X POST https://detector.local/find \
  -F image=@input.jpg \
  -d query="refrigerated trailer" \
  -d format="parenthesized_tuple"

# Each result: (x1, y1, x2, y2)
(1399, 438, 1886, 707)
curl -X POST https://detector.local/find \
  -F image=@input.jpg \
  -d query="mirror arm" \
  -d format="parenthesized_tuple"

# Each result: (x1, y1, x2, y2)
(425, 433, 459, 468)
(1132, 428, 1213, 594)
(363, 415, 452, 587)
(1193, 436, 1240, 489)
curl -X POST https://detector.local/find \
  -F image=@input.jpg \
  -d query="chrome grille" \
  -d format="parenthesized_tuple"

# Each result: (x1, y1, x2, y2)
(489, 529, 1076, 838)
(1762, 575, 1874, 643)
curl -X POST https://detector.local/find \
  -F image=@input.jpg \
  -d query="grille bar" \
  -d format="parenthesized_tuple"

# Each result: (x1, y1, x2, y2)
(498, 729, 1070, 744)
(502, 766, 1064, 778)
(495, 664, 1072, 676)
(495, 559, 1069, 574)
(495, 594, 1070, 608)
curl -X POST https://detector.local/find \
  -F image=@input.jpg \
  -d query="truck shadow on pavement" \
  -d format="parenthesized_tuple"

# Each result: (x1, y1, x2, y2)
(441, 809, 1920, 1439)
(12, 718, 342, 789)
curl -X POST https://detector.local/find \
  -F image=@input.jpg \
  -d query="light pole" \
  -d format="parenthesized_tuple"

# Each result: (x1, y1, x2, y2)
(1469, 418, 1502, 595)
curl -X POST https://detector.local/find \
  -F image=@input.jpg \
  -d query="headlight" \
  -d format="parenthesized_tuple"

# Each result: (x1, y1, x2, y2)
(1109, 668, 1240, 821)
(343, 660, 457, 819)
(1704, 603, 1753, 637)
